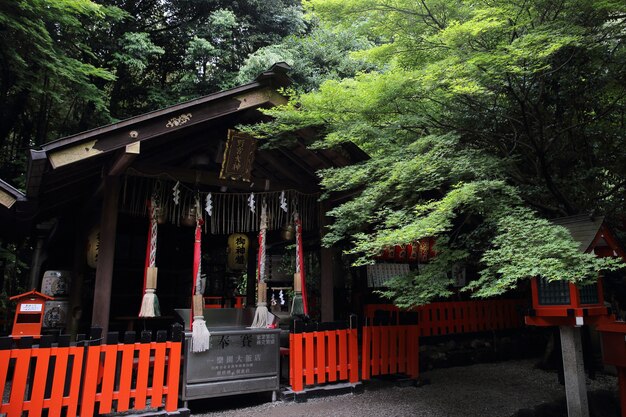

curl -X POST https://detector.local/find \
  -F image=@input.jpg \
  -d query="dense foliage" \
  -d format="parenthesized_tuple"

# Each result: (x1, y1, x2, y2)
(0, 0, 307, 185)
(246, 0, 626, 304)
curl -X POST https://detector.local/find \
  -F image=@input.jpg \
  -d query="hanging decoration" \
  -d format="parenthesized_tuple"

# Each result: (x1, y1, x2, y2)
(279, 290, 285, 306)
(219, 129, 257, 182)
(85, 227, 100, 269)
(205, 193, 213, 217)
(191, 200, 210, 352)
(279, 190, 288, 213)
(139, 196, 161, 317)
(121, 175, 319, 234)
(248, 192, 255, 213)
(290, 211, 308, 316)
(251, 202, 270, 328)
(172, 181, 181, 205)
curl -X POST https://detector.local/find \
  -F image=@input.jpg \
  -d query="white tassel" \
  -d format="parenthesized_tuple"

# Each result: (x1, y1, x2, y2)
(192, 316, 211, 352)
(139, 289, 158, 317)
(191, 293, 210, 352)
(251, 302, 269, 328)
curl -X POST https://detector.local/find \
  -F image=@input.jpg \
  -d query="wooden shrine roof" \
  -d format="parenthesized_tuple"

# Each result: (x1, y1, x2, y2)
(552, 214, 625, 256)
(0, 63, 368, 235)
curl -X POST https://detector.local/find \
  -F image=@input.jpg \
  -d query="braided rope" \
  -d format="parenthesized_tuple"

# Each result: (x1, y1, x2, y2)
(294, 211, 301, 274)
(149, 197, 158, 267)
(258, 203, 267, 282)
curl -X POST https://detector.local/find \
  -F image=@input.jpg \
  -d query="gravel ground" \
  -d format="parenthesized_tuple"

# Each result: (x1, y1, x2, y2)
(189, 359, 618, 417)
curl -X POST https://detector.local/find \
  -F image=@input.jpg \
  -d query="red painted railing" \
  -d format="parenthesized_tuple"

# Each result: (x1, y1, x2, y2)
(365, 299, 526, 337)
(0, 326, 182, 417)
(289, 320, 359, 392)
(361, 324, 419, 380)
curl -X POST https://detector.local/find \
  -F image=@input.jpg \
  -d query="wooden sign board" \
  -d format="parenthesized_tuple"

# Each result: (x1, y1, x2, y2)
(219, 130, 257, 182)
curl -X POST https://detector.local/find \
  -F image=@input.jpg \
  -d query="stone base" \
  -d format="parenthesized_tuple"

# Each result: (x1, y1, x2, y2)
(279, 382, 363, 403)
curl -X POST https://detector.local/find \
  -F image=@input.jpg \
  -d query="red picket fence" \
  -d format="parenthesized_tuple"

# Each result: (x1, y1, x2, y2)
(365, 299, 526, 337)
(289, 321, 359, 392)
(0, 326, 182, 417)
(361, 323, 419, 380)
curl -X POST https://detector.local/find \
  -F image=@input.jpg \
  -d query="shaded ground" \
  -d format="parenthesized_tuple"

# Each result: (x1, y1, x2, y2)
(190, 359, 618, 417)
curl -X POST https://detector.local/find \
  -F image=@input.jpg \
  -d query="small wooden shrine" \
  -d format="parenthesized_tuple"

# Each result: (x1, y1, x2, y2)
(525, 214, 625, 327)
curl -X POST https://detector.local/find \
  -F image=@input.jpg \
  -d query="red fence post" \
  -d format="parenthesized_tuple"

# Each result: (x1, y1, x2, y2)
(361, 325, 371, 380)
(80, 344, 102, 417)
(290, 333, 304, 392)
(348, 328, 359, 384)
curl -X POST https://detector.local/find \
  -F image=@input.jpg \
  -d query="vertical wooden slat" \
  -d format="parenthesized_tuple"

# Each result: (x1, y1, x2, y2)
(28, 347, 51, 417)
(0, 346, 12, 411)
(338, 330, 348, 380)
(80, 345, 102, 417)
(408, 325, 419, 378)
(135, 342, 151, 409)
(361, 326, 371, 380)
(371, 326, 380, 376)
(348, 328, 359, 384)
(389, 326, 398, 374)
(304, 333, 315, 386)
(380, 327, 389, 374)
(164, 341, 182, 412)
(326, 330, 337, 382)
(290, 333, 304, 392)
(151, 341, 167, 408)
(117, 343, 135, 411)
(48, 347, 69, 417)
(316, 332, 326, 384)
(66, 346, 84, 417)
(98, 344, 118, 413)
(398, 327, 406, 373)
(7, 348, 31, 417)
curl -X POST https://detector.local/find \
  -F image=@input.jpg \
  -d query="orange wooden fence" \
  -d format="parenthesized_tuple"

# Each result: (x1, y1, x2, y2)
(289, 320, 359, 392)
(365, 299, 527, 337)
(0, 325, 182, 417)
(361, 312, 419, 381)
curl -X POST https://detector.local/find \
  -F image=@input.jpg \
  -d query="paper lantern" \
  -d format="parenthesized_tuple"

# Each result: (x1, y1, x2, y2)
(86, 227, 100, 269)
(227, 233, 249, 270)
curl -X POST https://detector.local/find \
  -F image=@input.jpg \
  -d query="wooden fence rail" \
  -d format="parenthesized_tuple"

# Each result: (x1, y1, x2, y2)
(289, 319, 359, 392)
(364, 299, 527, 337)
(0, 325, 183, 417)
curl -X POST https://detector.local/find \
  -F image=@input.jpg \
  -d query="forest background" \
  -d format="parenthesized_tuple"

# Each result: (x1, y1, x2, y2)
(1, 0, 625, 309)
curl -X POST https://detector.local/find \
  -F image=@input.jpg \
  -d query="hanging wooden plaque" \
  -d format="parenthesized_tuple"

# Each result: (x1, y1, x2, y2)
(219, 130, 257, 182)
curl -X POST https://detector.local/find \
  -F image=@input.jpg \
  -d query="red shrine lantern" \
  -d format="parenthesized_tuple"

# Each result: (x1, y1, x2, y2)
(375, 238, 436, 263)
(525, 215, 625, 327)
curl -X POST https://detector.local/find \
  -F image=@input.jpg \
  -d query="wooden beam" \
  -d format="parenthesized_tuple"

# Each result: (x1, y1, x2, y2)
(46, 87, 282, 169)
(276, 147, 319, 178)
(109, 141, 140, 176)
(257, 151, 312, 187)
(0, 189, 17, 209)
(129, 164, 292, 192)
(91, 175, 120, 335)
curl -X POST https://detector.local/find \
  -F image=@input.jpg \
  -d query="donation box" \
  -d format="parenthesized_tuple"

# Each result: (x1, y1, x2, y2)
(10, 290, 54, 337)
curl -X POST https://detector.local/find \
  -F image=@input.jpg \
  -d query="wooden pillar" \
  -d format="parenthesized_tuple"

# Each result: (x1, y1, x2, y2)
(91, 176, 120, 334)
(320, 201, 334, 322)
(68, 215, 88, 339)
(560, 326, 590, 417)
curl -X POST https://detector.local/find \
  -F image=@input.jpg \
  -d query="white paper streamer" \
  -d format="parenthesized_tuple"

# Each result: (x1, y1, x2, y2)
(205, 193, 213, 216)
(248, 192, 256, 213)
(280, 190, 288, 213)
(172, 181, 181, 205)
